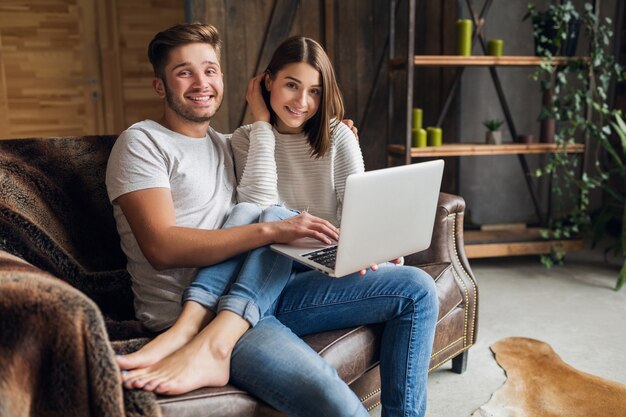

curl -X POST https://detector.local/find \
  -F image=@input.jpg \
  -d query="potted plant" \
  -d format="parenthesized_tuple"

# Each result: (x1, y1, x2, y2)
(529, 2, 626, 289)
(523, 1, 581, 57)
(483, 119, 504, 144)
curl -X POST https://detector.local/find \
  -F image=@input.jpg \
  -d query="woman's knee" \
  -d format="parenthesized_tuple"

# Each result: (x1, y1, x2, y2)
(260, 205, 299, 223)
(224, 202, 262, 228)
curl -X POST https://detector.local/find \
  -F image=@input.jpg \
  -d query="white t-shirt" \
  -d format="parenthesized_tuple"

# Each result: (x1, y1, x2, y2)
(231, 121, 365, 226)
(106, 120, 237, 331)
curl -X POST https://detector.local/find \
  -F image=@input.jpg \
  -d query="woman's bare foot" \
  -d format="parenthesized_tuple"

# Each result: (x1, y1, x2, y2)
(122, 310, 250, 395)
(123, 331, 231, 394)
(117, 301, 214, 371)
(116, 327, 196, 371)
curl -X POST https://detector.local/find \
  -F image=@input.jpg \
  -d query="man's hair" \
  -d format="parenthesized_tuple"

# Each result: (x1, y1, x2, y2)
(263, 36, 345, 158)
(148, 23, 221, 79)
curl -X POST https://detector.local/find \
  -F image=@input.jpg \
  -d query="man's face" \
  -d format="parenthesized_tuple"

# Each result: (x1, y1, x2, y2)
(155, 43, 224, 124)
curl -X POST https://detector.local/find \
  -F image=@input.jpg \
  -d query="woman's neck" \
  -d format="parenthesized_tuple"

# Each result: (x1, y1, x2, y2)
(274, 119, 304, 135)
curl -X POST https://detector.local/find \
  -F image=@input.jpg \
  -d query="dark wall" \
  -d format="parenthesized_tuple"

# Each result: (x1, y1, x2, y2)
(189, 0, 457, 171)
(192, 1, 623, 227)
(458, 0, 619, 225)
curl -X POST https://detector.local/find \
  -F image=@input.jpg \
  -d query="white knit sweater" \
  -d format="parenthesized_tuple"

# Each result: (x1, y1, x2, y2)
(231, 121, 365, 226)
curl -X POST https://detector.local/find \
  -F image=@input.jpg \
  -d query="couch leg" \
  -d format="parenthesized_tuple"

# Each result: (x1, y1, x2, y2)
(451, 350, 468, 374)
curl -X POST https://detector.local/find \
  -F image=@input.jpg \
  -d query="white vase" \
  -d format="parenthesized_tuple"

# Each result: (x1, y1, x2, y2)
(485, 130, 502, 144)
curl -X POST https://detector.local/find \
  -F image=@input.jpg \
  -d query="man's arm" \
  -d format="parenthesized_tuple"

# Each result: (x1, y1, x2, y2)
(116, 188, 338, 270)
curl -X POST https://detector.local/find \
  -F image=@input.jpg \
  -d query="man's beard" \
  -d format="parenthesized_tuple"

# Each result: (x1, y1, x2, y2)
(164, 81, 221, 123)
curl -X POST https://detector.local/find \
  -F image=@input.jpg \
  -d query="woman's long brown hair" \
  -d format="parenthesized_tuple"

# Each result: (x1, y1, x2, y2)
(262, 36, 345, 158)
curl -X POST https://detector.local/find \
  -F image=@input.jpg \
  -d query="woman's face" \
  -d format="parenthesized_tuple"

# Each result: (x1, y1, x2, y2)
(266, 62, 321, 134)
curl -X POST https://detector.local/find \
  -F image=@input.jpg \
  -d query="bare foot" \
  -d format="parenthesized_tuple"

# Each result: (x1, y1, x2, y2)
(116, 327, 196, 371)
(117, 301, 214, 371)
(122, 310, 250, 395)
(123, 330, 231, 394)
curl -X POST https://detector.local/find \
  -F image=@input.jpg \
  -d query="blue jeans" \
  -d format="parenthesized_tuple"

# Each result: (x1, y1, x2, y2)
(184, 202, 298, 326)
(187, 204, 439, 417)
(228, 266, 438, 417)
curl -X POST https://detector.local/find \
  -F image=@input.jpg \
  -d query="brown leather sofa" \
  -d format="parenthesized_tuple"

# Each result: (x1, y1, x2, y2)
(0, 136, 478, 417)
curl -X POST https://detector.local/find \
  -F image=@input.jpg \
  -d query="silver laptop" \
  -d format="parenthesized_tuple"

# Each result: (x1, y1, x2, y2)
(270, 159, 444, 277)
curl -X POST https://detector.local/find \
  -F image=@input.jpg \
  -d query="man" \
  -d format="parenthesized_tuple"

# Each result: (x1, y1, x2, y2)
(106, 23, 438, 417)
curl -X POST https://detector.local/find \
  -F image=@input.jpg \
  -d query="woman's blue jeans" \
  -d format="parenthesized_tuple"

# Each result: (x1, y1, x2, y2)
(185, 203, 439, 417)
(184, 202, 297, 326)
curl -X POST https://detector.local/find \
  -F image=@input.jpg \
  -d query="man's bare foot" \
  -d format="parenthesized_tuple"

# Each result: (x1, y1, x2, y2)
(123, 332, 231, 394)
(117, 301, 214, 371)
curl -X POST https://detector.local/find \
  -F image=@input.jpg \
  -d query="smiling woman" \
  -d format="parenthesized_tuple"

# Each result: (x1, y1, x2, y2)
(264, 62, 322, 134)
(231, 35, 359, 225)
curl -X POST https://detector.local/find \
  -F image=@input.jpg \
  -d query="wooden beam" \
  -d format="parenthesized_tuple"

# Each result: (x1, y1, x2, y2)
(97, 0, 125, 134)
(185, 0, 206, 23)
(239, 0, 300, 126)
(80, 0, 105, 134)
(465, 239, 584, 258)
(464, 227, 585, 258)
(323, 0, 335, 61)
(0, 31, 10, 138)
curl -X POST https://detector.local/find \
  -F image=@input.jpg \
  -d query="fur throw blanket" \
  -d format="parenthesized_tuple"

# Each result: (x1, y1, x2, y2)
(0, 136, 133, 320)
(0, 251, 161, 417)
(0, 137, 162, 416)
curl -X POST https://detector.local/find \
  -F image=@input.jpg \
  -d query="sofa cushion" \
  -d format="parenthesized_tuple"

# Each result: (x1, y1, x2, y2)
(156, 325, 383, 417)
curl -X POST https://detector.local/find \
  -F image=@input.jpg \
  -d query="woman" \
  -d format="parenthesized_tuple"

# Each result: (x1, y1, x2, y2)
(231, 36, 364, 227)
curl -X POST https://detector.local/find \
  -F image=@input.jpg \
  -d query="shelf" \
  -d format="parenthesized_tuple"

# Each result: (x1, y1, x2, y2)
(403, 55, 585, 67)
(464, 228, 584, 258)
(387, 143, 585, 158)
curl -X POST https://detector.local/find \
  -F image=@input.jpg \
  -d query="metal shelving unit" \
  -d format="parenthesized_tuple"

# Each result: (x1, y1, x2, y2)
(387, 0, 589, 258)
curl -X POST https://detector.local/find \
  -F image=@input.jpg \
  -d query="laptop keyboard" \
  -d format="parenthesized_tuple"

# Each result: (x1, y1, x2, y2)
(302, 246, 337, 269)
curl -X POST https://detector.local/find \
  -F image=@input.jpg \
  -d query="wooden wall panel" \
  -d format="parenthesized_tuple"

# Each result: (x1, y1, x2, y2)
(201, 0, 276, 132)
(353, 0, 389, 170)
(0, 0, 102, 139)
(190, 0, 458, 171)
(0, 0, 455, 169)
(203, 0, 230, 133)
(115, 0, 183, 130)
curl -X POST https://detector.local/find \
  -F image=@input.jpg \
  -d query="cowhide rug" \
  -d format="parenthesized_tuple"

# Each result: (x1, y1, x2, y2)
(471, 337, 626, 417)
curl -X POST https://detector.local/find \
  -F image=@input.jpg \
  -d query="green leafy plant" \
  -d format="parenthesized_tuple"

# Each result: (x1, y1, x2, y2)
(523, 1, 580, 56)
(483, 119, 504, 131)
(598, 113, 626, 289)
(528, 2, 626, 289)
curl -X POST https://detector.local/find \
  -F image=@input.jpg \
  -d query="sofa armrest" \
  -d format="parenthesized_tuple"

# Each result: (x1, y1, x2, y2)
(405, 192, 469, 268)
(405, 192, 478, 348)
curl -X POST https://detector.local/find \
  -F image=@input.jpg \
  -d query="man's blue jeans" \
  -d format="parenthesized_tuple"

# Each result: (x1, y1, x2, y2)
(185, 204, 438, 417)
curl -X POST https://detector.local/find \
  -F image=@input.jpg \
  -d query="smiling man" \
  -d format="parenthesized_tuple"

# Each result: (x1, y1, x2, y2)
(154, 42, 223, 132)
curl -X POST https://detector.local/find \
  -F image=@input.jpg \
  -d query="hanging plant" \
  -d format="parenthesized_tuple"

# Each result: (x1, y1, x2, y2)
(524, 1, 581, 57)
(527, 2, 626, 289)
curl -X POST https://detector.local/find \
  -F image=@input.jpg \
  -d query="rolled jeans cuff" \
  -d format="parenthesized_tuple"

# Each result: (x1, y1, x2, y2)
(218, 295, 261, 327)
(182, 287, 220, 312)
